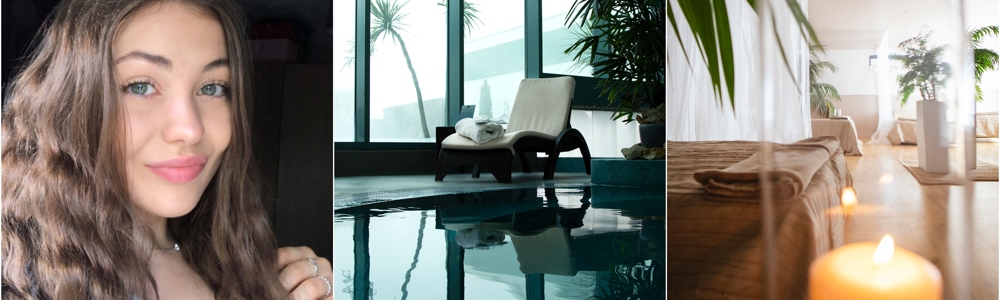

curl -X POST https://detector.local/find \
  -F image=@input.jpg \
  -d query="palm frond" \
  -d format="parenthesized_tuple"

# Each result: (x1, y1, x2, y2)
(811, 83, 840, 100)
(341, 39, 377, 71)
(564, 0, 665, 123)
(809, 60, 837, 83)
(974, 48, 1000, 80)
(970, 25, 999, 103)
(808, 46, 840, 117)
(371, 0, 409, 44)
(970, 25, 1000, 42)
(436, 1, 483, 38)
(461, 2, 483, 36)
(565, 19, 598, 74)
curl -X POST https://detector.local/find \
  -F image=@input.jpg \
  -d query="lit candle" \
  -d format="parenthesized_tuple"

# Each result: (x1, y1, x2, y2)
(841, 187, 857, 211)
(809, 235, 941, 300)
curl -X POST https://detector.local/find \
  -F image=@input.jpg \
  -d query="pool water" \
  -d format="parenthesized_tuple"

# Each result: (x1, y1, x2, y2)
(334, 186, 665, 300)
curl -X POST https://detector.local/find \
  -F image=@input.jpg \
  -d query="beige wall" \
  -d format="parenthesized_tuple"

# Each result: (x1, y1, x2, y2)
(816, 50, 879, 140)
(828, 95, 879, 140)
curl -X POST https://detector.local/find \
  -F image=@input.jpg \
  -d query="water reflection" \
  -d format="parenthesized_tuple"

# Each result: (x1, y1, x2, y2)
(335, 186, 665, 300)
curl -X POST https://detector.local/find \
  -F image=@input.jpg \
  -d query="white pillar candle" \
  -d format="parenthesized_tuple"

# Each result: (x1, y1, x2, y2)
(809, 235, 942, 300)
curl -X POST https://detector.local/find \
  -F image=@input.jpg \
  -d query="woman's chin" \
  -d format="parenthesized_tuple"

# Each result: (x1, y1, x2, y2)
(154, 203, 200, 219)
(134, 194, 203, 219)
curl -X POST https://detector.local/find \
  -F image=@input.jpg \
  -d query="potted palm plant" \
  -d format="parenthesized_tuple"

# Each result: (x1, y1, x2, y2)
(894, 31, 951, 173)
(563, 0, 665, 148)
(809, 46, 842, 118)
(894, 32, 951, 106)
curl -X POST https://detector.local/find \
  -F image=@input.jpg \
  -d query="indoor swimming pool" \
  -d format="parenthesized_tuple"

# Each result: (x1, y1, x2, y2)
(334, 185, 665, 300)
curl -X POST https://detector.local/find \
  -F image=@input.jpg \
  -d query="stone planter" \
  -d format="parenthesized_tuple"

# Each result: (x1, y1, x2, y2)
(916, 100, 949, 173)
(639, 123, 665, 148)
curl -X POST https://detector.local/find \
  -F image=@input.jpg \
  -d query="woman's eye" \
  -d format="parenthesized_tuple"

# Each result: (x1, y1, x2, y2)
(199, 84, 228, 97)
(126, 82, 156, 96)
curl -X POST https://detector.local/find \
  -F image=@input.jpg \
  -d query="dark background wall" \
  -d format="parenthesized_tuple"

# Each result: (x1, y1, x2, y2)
(271, 64, 332, 259)
(2, 0, 333, 260)
(2, 0, 60, 95)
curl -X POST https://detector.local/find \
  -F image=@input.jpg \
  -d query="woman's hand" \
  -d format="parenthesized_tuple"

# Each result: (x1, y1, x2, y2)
(277, 246, 333, 300)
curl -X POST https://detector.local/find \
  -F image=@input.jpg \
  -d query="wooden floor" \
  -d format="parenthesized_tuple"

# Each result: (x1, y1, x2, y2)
(844, 141, 998, 300)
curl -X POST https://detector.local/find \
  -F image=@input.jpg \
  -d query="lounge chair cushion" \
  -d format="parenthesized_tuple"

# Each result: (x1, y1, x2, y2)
(506, 77, 575, 136)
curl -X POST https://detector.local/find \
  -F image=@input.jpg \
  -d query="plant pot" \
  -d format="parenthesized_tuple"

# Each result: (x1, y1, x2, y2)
(639, 124, 665, 148)
(916, 100, 948, 173)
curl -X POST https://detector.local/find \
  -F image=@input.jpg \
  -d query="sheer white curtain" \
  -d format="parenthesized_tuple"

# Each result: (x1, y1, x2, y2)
(668, 0, 809, 143)
(668, 0, 758, 141)
(771, 0, 811, 142)
(870, 31, 895, 144)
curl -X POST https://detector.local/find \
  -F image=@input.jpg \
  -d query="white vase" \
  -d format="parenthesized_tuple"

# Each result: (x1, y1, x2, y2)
(916, 100, 949, 173)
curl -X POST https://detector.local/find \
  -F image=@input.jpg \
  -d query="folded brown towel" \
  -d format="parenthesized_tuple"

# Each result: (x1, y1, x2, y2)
(692, 136, 840, 202)
(789, 135, 840, 155)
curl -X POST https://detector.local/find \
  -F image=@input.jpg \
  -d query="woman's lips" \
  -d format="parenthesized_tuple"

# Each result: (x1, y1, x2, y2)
(146, 156, 208, 183)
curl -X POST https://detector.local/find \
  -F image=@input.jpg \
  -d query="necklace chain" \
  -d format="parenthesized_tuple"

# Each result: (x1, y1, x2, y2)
(159, 243, 180, 251)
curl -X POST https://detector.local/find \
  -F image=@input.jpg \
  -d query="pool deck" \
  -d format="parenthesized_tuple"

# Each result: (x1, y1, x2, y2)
(334, 172, 593, 209)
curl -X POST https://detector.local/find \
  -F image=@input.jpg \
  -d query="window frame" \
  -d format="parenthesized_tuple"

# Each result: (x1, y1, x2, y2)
(338, 0, 608, 150)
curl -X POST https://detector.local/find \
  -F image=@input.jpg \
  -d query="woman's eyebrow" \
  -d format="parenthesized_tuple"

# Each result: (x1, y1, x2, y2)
(203, 58, 229, 73)
(115, 51, 171, 70)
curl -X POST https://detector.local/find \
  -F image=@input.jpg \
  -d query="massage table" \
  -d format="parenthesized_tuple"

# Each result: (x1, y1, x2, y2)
(667, 137, 851, 299)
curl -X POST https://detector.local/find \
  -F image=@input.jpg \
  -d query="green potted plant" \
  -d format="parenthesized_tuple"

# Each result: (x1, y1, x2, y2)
(563, 0, 665, 148)
(971, 25, 999, 102)
(635, 103, 665, 148)
(809, 45, 842, 118)
(894, 31, 951, 106)
(894, 31, 951, 173)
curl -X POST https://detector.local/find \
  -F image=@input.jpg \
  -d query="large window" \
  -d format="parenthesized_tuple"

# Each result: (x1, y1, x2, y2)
(542, 0, 593, 77)
(333, 0, 355, 142)
(462, 2, 524, 121)
(337, 0, 610, 148)
(369, 0, 448, 142)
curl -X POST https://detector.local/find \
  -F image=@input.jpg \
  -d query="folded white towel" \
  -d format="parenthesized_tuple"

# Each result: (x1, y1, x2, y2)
(456, 117, 505, 144)
(455, 229, 507, 249)
(474, 115, 507, 124)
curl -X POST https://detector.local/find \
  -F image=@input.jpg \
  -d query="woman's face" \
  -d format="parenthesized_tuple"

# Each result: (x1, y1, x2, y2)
(114, 2, 231, 219)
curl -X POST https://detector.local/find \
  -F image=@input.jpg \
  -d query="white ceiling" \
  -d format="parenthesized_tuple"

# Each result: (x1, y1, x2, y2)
(808, 0, 999, 50)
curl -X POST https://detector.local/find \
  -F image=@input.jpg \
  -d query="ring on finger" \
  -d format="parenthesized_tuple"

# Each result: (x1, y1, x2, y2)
(317, 275, 332, 298)
(305, 258, 319, 277)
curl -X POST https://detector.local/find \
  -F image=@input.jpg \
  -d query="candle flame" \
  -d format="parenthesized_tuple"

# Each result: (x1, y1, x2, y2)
(841, 187, 857, 209)
(873, 234, 894, 265)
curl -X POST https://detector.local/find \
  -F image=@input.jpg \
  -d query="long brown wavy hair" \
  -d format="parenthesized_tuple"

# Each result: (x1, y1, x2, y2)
(1, 0, 288, 299)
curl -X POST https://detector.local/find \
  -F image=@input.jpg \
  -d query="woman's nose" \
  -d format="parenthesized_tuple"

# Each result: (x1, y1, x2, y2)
(161, 93, 205, 145)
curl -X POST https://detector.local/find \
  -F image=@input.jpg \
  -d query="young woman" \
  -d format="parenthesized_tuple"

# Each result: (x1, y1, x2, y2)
(1, 0, 331, 299)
